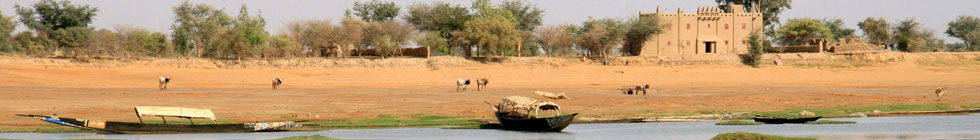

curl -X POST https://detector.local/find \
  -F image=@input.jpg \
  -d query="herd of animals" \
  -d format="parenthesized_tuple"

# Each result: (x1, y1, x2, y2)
(158, 76, 950, 101)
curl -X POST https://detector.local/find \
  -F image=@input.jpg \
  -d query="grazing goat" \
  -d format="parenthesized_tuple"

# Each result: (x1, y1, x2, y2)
(158, 77, 171, 90)
(272, 77, 283, 89)
(935, 87, 946, 101)
(621, 84, 651, 95)
(456, 79, 470, 92)
(477, 78, 489, 91)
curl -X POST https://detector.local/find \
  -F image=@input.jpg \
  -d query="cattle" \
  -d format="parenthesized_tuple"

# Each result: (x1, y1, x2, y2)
(935, 87, 946, 101)
(456, 79, 470, 92)
(159, 77, 171, 90)
(621, 84, 651, 95)
(273, 77, 283, 89)
(477, 78, 489, 91)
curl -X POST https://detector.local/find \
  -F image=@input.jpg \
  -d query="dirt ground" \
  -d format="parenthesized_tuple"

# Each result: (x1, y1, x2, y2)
(1, 54, 979, 128)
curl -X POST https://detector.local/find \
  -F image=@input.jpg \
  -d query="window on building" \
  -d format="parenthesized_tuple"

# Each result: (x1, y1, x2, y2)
(667, 41, 671, 46)
(725, 24, 729, 29)
(742, 23, 746, 29)
(725, 40, 729, 45)
(708, 24, 711, 28)
(741, 40, 745, 45)
(686, 23, 691, 30)
(687, 41, 691, 46)
(667, 25, 671, 30)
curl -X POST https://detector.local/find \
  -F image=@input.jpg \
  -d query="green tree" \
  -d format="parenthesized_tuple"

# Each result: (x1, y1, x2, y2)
(0, 11, 14, 52)
(286, 20, 334, 57)
(858, 17, 891, 45)
(338, 18, 366, 56)
(716, 0, 792, 37)
(11, 31, 35, 54)
(945, 15, 980, 51)
(171, 1, 233, 57)
(892, 18, 935, 52)
(404, 2, 471, 56)
(623, 15, 665, 56)
(501, 0, 544, 31)
(462, 17, 521, 57)
(746, 30, 764, 67)
(775, 18, 832, 45)
(577, 18, 627, 57)
(416, 31, 449, 54)
(821, 18, 855, 40)
(364, 21, 415, 58)
(16, 0, 99, 56)
(230, 5, 267, 60)
(352, 0, 400, 22)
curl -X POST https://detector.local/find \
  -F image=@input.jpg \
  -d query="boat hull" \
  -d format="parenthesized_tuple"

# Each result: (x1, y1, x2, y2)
(494, 112, 577, 132)
(753, 116, 821, 124)
(30, 116, 298, 134)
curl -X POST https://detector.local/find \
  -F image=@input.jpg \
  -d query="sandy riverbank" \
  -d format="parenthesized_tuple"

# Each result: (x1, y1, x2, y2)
(1, 52, 979, 130)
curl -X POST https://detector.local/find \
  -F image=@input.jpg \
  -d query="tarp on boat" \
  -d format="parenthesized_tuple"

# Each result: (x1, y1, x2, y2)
(500, 96, 560, 113)
(135, 106, 216, 121)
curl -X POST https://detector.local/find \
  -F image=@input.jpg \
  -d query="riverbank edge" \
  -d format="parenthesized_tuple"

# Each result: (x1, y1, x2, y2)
(2, 103, 977, 133)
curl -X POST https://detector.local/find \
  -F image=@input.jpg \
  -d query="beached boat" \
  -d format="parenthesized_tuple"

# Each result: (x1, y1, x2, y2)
(752, 116, 821, 124)
(17, 106, 300, 134)
(488, 96, 577, 132)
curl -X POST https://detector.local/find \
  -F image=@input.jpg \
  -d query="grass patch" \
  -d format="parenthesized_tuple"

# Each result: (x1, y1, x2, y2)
(715, 120, 763, 125)
(272, 135, 340, 140)
(804, 120, 856, 124)
(712, 132, 815, 140)
(304, 114, 479, 129)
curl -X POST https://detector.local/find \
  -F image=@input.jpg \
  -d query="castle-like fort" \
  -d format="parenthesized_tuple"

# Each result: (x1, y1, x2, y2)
(638, 5, 763, 56)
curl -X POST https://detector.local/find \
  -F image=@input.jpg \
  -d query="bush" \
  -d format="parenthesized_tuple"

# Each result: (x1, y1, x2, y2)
(746, 30, 765, 67)
(712, 132, 815, 140)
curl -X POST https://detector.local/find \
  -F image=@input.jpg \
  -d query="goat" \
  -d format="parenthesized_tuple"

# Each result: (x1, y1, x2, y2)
(535, 91, 570, 100)
(477, 78, 489, 91)
(158, 77, 171, 90)
(456, 79, 470, 92)
(273, 77, 283, 89)
(621, 84, 651, 95)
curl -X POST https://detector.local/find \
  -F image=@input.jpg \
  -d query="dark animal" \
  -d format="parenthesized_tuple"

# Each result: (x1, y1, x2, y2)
(273, 77, 283, 89)
(457, 79, 470, 92)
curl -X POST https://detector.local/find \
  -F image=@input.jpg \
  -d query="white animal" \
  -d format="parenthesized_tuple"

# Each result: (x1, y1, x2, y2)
(273, 77, 283, 89)
(158, 77, 171, 90)
(935, 87, 946, 101)
(456, 79, 470, 92)
(534, 91, 570, 100)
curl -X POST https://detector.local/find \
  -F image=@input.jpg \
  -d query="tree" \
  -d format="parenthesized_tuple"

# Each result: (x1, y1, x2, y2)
(623, 15, 664, 56)
(404, 2, 471, 55)
(12, 31, 36, 54)
(462, 17, 521, 57)
(229, 5, 267, 60)
(821, 18, 855, 40)
(746, 30, 764, 67)
(858, 17, 891, 45)
(0, 11, 14, 53)
(716, 0, 792, 37)
(416, 31, 449, 54)
(352, 0, 400, 22)
(285, 20, 334, 57)
(364, 21, 415, 58)
(171, 1, 232, 57)
(945, 15, 980, 51)
(892, 18, 936, 52)
(536, 25, 577, 57)
(338, 18, 366, 56)
(577, 18, 627, 57)
(16, 0, 99, 56)
(501, 0, 544, 31)
(775, 18, 832, 45)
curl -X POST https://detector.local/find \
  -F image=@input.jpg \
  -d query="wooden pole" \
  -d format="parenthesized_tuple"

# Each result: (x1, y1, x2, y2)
(135, 108, 143, 124)
(161, 116, 167, 124)
(188, 118, 195, 124)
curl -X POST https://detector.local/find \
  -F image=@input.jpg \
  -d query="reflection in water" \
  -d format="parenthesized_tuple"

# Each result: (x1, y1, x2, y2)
(2, 114, 980, 140)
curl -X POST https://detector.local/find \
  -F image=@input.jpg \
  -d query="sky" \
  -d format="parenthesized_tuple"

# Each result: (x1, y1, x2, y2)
(1, 0, 979, 43)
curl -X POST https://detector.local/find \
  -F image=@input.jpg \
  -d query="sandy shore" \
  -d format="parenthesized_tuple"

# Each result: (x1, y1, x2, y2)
(1, 53, 979, 129)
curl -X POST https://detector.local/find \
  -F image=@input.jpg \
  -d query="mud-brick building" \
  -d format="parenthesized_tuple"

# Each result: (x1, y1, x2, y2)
(637, 5, 763, 56)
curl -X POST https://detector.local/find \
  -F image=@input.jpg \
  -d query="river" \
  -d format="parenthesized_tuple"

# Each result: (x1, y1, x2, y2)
(3, 113, 980, 140)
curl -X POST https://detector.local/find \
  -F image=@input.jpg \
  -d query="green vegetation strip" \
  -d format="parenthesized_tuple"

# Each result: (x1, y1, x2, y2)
(740, 103, 980, 119)
(804, 120, 856, 124)
(272, 135, 340, 140)
(711, 132, 815, 140)
(715, 120, 763, 125)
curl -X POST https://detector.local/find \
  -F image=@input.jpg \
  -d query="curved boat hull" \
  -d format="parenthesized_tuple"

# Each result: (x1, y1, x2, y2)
(495, 113, 577, 132)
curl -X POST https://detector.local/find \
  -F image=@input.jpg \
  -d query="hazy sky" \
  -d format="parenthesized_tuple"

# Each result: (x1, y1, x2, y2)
(2, 0, 979, 43)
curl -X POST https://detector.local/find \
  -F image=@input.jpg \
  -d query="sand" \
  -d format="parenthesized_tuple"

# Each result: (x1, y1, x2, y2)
(1, 53, 979, 128)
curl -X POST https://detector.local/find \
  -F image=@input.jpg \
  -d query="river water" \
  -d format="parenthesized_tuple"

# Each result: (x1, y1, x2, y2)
(3, 113, 980, 140)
